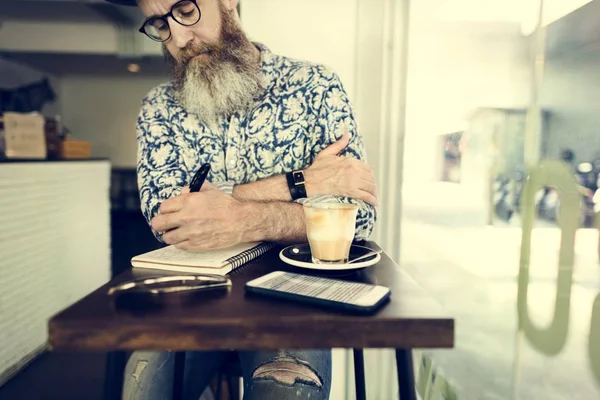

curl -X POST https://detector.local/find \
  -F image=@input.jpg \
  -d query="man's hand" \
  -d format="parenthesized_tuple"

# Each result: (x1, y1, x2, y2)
(151, 184, 244, 251)
(304, 134, 378, 206)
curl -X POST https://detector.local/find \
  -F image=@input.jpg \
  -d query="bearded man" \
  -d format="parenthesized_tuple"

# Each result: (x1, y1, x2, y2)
(106, 0, 378, 399)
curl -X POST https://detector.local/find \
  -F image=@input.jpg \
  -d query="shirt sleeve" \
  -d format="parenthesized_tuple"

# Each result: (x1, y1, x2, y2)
(300, 68, 377, 241)
(137, 87, 238, 241)
(213, 181, 234, 194)
(136, 92, 188, 242)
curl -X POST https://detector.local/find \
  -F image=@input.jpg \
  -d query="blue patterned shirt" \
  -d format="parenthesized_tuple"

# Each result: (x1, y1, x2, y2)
(136, 43, 376, 241)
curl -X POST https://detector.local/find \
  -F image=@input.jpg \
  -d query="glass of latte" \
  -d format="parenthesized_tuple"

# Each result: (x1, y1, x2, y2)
(303, 202, 359, 264)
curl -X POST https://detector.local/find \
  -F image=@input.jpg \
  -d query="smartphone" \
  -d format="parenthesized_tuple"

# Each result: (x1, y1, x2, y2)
(245, 271, 391, 314)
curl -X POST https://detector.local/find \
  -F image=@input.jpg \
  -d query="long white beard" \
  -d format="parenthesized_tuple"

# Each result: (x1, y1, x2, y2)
(178, 60, 262, 127)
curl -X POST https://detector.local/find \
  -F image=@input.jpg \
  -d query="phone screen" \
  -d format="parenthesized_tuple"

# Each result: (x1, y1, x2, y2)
(247, 271, 390, 307)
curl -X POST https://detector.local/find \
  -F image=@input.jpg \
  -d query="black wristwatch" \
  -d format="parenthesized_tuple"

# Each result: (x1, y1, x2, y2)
(286, 170, 307, 200)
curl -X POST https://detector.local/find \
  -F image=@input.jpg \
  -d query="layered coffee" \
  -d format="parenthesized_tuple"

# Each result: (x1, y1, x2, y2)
(303, 202, 359, 264)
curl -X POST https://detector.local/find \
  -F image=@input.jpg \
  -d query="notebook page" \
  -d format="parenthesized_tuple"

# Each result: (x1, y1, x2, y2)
(132, 242, 261, 268)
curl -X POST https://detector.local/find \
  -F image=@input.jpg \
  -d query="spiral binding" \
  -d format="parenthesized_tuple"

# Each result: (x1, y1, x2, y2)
(226, 242, 277, 275)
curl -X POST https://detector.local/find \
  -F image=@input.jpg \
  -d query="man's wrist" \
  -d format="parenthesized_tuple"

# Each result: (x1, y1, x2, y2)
(237, 201, 307, 243)
(238, 201, 264, 243)
(285, 170, 307, 200)
(231, 175, 291, 202)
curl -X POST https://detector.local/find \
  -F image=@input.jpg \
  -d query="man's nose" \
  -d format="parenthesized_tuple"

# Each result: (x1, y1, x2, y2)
(168, 19, 194, 49)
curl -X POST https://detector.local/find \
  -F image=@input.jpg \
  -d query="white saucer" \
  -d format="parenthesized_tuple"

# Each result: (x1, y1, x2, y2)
(279, 243, 381, 271)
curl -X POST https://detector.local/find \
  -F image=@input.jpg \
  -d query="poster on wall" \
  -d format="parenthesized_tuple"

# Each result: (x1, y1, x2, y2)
(3, 112, 47, 159)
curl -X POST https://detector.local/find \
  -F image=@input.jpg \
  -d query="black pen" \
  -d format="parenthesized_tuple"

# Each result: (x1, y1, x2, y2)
(189, 163, 211, 192)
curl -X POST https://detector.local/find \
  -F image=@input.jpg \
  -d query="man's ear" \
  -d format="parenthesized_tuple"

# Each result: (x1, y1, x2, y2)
(221, 0, 239, 12)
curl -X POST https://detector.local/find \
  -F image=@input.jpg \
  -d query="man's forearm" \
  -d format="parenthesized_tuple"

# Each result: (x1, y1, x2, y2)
(232, 175, 292, 202)
(238, 201, 307, 243)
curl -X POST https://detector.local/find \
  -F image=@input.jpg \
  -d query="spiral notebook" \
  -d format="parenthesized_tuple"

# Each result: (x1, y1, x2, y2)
(131, 242, 275, 275)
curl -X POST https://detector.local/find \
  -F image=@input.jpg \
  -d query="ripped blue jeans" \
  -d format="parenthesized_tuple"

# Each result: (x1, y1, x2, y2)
(123, 349, 332, 400)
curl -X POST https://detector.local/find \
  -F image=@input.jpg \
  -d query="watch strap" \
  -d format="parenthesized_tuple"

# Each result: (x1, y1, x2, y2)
(286, 170, 307, 200)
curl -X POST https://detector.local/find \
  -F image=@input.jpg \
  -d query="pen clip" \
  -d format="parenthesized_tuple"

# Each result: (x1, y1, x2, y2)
(189, 163, 211, 192)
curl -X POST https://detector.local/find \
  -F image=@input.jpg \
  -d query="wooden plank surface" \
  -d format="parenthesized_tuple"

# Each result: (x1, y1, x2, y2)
(48, 243, 454, 351)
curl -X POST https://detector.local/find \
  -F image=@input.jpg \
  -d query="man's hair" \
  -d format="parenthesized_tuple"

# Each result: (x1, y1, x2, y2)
(104, 0, 137, 6)
(561, 148, 575, 163)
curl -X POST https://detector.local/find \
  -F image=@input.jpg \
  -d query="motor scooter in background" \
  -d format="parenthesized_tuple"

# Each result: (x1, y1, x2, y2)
(510, 154, 599, 227)
(535, 185, 560, 223)
(592, 159, 600, 221)
(513, 168, 525, 213)
(594, 186, 600, 216)
(534, 149, 575, 224)
(504, 167, 557, 222)
(575, 162, 596, 227)
(493, 175, 514, 222)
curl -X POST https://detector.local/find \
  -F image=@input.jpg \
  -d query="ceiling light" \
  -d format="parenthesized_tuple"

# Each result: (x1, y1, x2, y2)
(128, 63, 140, 73)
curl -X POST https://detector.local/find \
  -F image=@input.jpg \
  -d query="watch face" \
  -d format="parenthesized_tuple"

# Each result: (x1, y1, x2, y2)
(293, 171, 305, 184)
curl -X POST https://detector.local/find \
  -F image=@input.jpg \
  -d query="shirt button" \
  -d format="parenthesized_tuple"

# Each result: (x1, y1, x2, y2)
(227, 148, 238, 168)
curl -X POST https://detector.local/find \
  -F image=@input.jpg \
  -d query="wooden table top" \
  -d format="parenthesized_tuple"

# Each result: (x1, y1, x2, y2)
(48, 243, 454, 351)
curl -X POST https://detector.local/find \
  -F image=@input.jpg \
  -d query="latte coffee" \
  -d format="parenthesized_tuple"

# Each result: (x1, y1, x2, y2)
(303, 202, 359, 264)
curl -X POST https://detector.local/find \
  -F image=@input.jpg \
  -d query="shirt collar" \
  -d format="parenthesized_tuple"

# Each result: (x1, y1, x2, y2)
(254, 42, 278, 91)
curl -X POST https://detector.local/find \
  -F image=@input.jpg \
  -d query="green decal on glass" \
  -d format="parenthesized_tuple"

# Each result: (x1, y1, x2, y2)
(416, 354, 433, 399)
(590, 294, 600, 383)
(595, 210, 600, 382)
(517, 160, 579, 355)
(415, 353, 458, 400)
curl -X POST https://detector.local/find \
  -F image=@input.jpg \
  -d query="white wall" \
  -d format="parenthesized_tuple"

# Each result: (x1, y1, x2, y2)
(352, 0, 387, 189)
(0, 57, 61, 117)
(241, 0, 358, 103)
(60, 75, 166, 167)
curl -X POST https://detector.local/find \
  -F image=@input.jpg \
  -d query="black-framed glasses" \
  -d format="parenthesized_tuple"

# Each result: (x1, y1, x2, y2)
(138, 0, 202, 42)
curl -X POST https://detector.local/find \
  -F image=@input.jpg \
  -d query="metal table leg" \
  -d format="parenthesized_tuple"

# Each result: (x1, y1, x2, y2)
(173, 352, 186, 400)
(353, 349, 367, 400)
(104, 351, 126, 400)
(395, 348, 416, 400)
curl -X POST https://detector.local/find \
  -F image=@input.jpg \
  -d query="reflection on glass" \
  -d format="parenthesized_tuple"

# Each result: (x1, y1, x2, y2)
(591, 295, 600, 383)
(401, 0, 600, 398)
